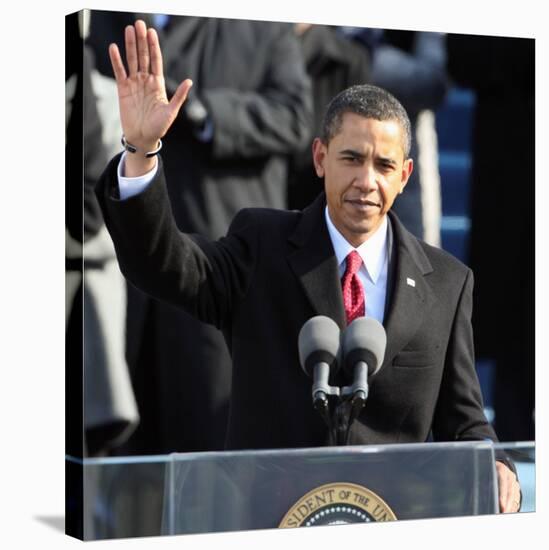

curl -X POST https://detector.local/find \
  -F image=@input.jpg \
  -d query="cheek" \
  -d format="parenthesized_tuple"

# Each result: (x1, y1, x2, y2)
(324, 179, 339, 205)
(378, 179, 399, 211)
(378, 179, 389, 202)
(325, 169, 346, 197)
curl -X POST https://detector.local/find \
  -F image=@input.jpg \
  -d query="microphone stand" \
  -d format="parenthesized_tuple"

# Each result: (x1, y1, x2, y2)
(315, 394, 337, 445)
(331, 396, 364, 445)
(312, 382, 340, 445)
(312, 379, 367, 446)
(332, 400, 350, 446)
(339, 361, 369, 445)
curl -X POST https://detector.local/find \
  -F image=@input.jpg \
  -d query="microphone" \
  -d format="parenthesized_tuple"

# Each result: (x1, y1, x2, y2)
(341, 316, 387, 405)
(298, 316, 341, 410)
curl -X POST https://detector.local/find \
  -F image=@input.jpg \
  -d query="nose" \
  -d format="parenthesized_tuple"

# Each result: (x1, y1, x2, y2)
(352, 164, 378, 192)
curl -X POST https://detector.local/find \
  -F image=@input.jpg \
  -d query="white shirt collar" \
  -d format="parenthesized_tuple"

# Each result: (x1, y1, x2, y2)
(324, 207, 388, 284)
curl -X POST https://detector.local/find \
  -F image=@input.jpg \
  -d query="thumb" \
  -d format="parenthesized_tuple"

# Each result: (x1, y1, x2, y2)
(168, 78, 193, 119)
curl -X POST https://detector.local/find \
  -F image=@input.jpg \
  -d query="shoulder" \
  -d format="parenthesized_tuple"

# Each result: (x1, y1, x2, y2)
(419, 239, 471, 277)
(415, 239, 474, 304)
(390, 211, 471, 278)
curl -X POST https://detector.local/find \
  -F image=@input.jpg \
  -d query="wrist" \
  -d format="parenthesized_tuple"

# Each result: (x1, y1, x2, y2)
(123, 153, 157, 178)
(121, 135, 162, 157)
(120, 134, 162, 177)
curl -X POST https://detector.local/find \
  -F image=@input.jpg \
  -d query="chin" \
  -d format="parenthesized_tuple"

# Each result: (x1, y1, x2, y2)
(344, 224, 372, 244)
(353, 219, 376, 233)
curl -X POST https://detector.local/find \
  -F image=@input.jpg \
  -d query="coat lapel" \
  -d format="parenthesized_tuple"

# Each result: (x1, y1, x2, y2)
(287, 194, 347, 330)
(383, 212, 436, 365)
(286, 202, 437, 352)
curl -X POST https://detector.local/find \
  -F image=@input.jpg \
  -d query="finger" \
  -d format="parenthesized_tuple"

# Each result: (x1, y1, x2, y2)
(148, 28, 163, 77)
(168, 79, 193, 118)
(499, 477, 512, 512)
(496, 463, 511, 513)
(503, 485, 520, 513)
(135, 19, 150, 73)
(509, 481, 521, 513)
(125, 25, 138, 76)
(515, 493, 521, 512)
(108, 43, 127, 83)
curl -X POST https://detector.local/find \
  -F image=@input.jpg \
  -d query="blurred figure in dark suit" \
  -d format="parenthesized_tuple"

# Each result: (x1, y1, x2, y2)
(88, 11, 312, 454)
(447, 35, 535, 441)
(67, 12, 139, 458)
(287, 23, 370, 211)
(338, 28, 448, 245)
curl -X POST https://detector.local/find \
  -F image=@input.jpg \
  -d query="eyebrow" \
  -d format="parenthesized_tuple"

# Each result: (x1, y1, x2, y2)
(338, 149, 365, 160)
(338, 149, 398, 167)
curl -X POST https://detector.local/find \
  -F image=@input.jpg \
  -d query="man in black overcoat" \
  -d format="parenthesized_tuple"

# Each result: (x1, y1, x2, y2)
(96, 20, 520, 512)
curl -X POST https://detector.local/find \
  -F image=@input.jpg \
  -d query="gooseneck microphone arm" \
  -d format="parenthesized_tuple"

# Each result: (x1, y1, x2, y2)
(342, 361, 368, 402)
(311, 361, 335, 443)
(312, 361, 334, 407)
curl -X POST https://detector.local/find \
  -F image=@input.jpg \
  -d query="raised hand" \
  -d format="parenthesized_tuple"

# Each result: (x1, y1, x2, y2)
(108, 19, 192, 175)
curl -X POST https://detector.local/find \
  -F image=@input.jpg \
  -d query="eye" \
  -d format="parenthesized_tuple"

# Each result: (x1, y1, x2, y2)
(341, 156, 360, 164)
(378, 162, 395, 173)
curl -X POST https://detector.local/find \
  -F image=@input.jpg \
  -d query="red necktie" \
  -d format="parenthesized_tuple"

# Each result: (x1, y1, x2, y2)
(342, 250, 365, 325)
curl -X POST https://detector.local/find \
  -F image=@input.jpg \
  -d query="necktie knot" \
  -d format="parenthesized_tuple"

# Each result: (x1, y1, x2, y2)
(345, 250, 363, 277)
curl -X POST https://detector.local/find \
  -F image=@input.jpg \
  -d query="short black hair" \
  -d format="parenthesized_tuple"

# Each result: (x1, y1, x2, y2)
(320, 84, 412, 157)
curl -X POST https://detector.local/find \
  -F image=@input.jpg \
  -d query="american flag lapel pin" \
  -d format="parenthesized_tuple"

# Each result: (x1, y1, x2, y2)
(406, 277, 416, 288)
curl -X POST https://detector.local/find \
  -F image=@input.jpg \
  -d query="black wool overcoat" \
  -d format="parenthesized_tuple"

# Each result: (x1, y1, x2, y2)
(97, 154, 498, 451)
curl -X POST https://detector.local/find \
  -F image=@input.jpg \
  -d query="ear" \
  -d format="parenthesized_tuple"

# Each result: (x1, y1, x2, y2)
(399, 158, 414, 194)
(312, 138, 327, 178)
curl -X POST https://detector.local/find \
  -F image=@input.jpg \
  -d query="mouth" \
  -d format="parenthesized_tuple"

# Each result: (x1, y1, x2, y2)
(345, 198, 382, 211)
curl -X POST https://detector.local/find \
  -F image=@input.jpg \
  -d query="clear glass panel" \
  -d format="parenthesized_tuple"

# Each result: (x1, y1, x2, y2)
(163, 441, 498, 535)
(71, 455, 170, 540)
(71, 440, 535, 541)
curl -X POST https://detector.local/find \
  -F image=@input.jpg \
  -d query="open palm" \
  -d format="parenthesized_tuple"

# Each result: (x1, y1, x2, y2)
(109, 20, 192, 152)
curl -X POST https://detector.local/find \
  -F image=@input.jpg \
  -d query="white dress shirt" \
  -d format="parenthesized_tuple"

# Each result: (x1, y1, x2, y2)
(117, 153, 159, 200)
(116, 155, 389, 323)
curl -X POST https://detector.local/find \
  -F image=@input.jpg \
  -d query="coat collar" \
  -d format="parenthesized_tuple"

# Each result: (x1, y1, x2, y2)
(287, 193, 347, 330)
(287, 194, 436, 364)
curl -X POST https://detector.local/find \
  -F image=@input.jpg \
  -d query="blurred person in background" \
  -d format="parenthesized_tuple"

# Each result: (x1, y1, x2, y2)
(88, 11, 312, 454)
(338, 28, 448, 246)
(447, 35, 535, 442)
(66, 12, 139, 457)
(287, 23, 371, 211)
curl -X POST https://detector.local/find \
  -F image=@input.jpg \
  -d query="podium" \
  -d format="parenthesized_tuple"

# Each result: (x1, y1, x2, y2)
(69, 440, 535, 540)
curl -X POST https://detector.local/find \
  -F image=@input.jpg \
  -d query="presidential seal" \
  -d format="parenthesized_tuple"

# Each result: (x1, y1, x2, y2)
(279, 482, 397, 528)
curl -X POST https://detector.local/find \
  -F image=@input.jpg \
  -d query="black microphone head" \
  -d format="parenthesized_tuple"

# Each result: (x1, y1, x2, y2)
(342, 316, 386, 377)
(298, 316, 341, 377)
